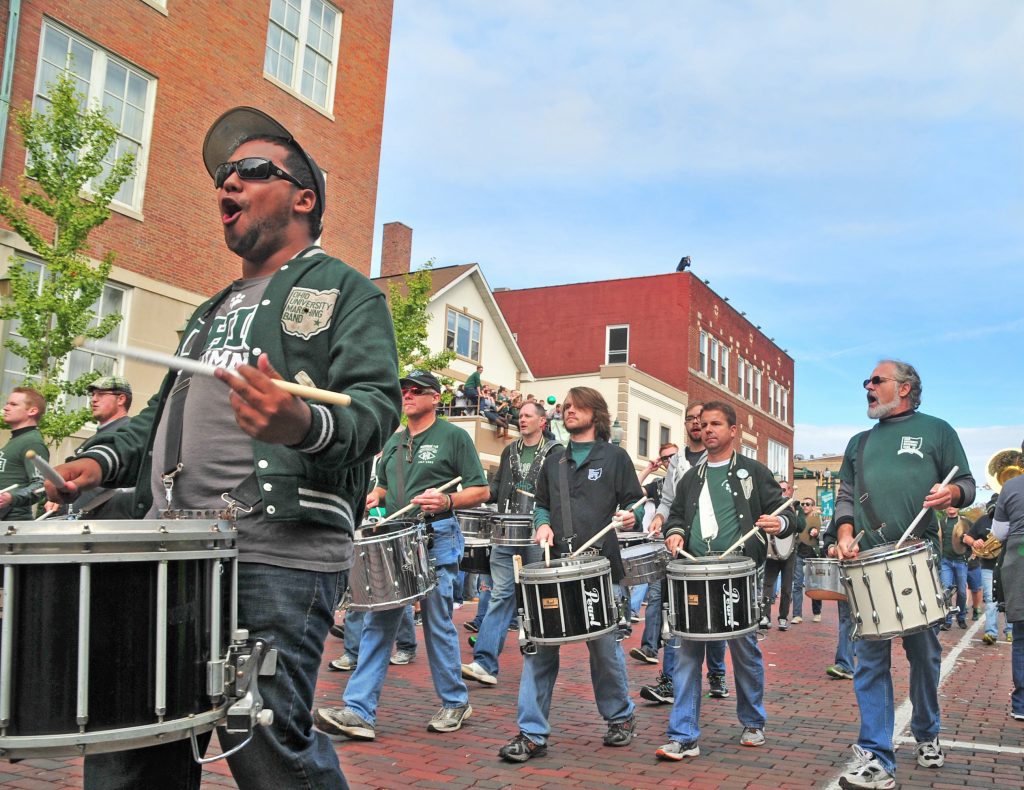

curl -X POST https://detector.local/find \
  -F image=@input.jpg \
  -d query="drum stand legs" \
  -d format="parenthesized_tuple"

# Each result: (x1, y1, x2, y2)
(190, 631, 277, 765)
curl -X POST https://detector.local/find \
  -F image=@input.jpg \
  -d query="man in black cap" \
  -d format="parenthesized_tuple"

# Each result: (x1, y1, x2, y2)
(315, 370, 489, 741)
(46, 107, 401, 790)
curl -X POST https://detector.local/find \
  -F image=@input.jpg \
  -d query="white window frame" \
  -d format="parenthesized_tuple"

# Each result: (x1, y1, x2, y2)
(637, 417, 650, 458)
(1, 258, 129, 413)
(741, 444, 758, 460)
(737, 357, 746, 398)
(768, 380, 777, 417)
(445, 307, 482, 362)
(782, 387, 789, 423)
(699, 330, 707, 374)
(605, 324, 629, 365)
(34, 20, 157, 214)
(767, 439, 789, 478)
(264, 0, 343, 113)
(709, 337, 719, 381)
(659, 424, 671, 448)
(719, 344, 729, 386)
(753, 368, 762, 408)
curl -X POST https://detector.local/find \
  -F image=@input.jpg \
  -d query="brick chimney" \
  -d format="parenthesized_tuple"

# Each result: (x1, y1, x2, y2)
(380, 222, 412, 278)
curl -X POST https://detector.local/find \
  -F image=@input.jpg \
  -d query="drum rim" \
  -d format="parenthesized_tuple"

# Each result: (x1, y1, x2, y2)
(842, 538, 929, 565)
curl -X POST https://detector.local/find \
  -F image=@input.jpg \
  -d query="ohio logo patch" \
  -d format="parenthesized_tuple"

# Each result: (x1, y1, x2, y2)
(588, 468, 603, 481)
(897, 436, 924, 458)
(281, 287, 339, 339)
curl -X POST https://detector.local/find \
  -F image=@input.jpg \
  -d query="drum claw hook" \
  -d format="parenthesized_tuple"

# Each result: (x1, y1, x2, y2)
(221, 493, 254, 521)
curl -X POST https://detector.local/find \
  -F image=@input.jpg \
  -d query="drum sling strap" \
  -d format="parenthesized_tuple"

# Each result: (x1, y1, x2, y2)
(160, 289, 259, 512)
(854, 428, 888, 535)
(558, 452, 576, 553)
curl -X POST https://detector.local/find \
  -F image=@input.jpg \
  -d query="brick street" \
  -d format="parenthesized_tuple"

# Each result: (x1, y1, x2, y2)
(2, 602, 1020, 789)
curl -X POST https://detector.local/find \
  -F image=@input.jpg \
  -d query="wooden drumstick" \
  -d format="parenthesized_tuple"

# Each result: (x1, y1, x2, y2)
(515, 489, 535, 498)
(543, 539, 551, 568)
(77, 337, 352, 407)
(27, 450, 69, 493)
(720, 497, 796, 557)
(894, 466, 959, 550)
(569, 496, 648, 557)
(378, 476, 463, 524)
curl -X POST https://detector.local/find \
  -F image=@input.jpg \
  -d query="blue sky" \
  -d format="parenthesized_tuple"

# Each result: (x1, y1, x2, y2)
(370, 2, 1024, 497)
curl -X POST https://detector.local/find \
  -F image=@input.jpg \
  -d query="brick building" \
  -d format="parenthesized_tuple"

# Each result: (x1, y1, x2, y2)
(494, 270, 795, 476)
(0, 0, 393, 451)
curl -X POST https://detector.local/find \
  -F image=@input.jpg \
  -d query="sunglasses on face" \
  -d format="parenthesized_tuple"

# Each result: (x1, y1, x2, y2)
(862, 375, 897, 389)
(213, 157, 305, 190)
(659, 453, 677, 463)
(402, 386, 434, 397)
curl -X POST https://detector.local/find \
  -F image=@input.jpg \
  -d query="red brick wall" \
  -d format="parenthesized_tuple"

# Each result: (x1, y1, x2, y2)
(0, 0, 393, 293)
(380, 221, 412, 277)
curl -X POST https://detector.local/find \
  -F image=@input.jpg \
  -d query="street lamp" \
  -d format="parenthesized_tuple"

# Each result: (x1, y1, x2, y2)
(611, 418, 624, 446)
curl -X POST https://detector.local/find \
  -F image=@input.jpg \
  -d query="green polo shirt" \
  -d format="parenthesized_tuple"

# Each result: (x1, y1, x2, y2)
(687, 462, 743, 557)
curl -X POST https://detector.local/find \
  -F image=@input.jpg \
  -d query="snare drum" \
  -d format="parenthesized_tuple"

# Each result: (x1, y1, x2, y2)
(518, 556, 618, 645)
(666, 555, 758, 640)
(840, 540, 946, 640)
(348, 520, 435, 611)
(620, 542, 670, 587)
(456, 509, 493, 542)
(0, 517, 237, 759)
(804, 558, 846, 601)
(490, 513, 535, 547)
(460, 539, 492, 574)
(617, 531, 650, 549)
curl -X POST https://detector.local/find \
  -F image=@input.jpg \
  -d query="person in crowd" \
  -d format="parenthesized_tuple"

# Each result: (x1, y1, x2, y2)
(990, 440, 1024, 722)
(938, 506, 969, 630)
(966, 494, 1010, 644)
(760, 479, 799, 631)
(0, 387, 48, 519)
(791, 497, 823, 624)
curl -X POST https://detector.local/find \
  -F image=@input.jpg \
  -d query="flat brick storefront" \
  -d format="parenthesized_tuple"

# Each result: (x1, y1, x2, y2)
(2, 605, 1019, 789)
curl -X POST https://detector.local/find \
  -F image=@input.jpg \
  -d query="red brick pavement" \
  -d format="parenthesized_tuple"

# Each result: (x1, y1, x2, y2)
(3, 603, 1021, 789)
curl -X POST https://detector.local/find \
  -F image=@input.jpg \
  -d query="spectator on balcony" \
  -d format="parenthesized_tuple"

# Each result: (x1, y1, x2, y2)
(464, 365, 483, 411)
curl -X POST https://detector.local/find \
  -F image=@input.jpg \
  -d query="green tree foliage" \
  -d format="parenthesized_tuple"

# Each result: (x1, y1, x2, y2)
(0, 71, 135, 445)
(389, 260, 455, 377)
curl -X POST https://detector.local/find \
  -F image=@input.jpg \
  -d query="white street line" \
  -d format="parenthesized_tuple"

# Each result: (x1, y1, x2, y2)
(822, 618, 984, 790)
(894, 735, 1024, 756)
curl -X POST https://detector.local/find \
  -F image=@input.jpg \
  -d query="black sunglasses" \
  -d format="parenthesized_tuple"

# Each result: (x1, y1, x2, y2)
(402, 386, 434, 396)
(213, 157, 305, 190)
(862, 375, 897, 389)
(659, 453, 677, 463)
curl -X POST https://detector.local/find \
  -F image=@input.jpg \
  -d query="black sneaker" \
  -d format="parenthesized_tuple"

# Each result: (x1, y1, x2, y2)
(939, 622, 952, 631)
(603, 714, 636, 747)
(957, 620, 968, 630)
(464, 621, 480, 633)
(329, 623, 345, 640)
(499, 732, 547, 763)
(708, 673, 729, 698)
(630, 646, 659, 664)
(640, 673, 674, 704)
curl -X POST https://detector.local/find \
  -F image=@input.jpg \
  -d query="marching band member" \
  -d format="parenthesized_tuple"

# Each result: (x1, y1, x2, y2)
(499, 387, 643, 762)
(991, 440, 1024, 723)
(462, 400, 561, 687)
(829, 360, 974, 789)
(315, 370, 489, 740)
(657, 400, 793, 761)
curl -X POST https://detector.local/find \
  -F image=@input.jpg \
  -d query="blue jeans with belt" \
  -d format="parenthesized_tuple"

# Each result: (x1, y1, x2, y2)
(85, 564, 350, 790)
(343, 516, 468, 725)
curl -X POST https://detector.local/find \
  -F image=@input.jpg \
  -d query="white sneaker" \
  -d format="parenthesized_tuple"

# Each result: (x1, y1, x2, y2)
(328, 654, 356, 671)
(461, 661, 497, 686)
(791, 616, 803, 624)
(813, 614, 822, 622)
(778, 618, 789, 631)
(916, 736, 945, 768)
(838, 745, 895, 789)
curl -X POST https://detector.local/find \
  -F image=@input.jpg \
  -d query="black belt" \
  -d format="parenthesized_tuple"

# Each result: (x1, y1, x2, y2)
(423, 510, 455, 523)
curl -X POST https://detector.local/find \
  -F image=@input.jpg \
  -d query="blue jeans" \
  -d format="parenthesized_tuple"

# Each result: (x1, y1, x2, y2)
(940, 559, 968, 625)
(640, 578, 665, 653)
(980, 568, 1005, 638)
(852, 627, 941, 775)
(343, 517, 468, 724)
(85, 563, 350, 790)
(666, 632, 765, 743)
(343, 606, 416, 660)
(791, 555, 822, 618)
(646, 581, 725, 676)
(473, 544, 541, 676)
(469, 575, 493, 629)
(516, 630, 634, 745)
(1013, 621, 1024, 717)
(835, 600, 855, 672)
(629, 583, 649, 617)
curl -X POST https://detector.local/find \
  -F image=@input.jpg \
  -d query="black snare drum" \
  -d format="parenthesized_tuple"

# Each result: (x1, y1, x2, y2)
(518, 556, 618, 645)
(616, 531, 650, 549)
(460, 539, 492, 574)
(666, 555, 758, 640)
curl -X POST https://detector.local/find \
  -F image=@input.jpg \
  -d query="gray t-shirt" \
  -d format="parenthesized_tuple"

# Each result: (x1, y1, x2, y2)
(149, 275, 353, 572)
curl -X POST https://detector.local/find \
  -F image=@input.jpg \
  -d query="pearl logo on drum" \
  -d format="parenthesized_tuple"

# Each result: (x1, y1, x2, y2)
(584, 586, 602, 627)
(722, 586, 741, 628)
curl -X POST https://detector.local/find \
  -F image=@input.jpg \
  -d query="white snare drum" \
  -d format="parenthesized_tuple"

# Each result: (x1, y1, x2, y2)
(840, 539, 947, 640)
(518, 556, 618, 645)
(490, 513, 535, 547)
(0, 516, 250, 759)
(348, 519, 435, 611)
(620, 542, 670, 587)
(804, 558, 846, 601)
(617, 531, 650, 549)
(456, 509, 493, 542)
(665, 555, 758, 640)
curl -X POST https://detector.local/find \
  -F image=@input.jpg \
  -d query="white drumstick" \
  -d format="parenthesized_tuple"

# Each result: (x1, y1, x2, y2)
(543, 539, 551, 567)
(569, 497, 648, 558)
(515, 489, 535, 498)
(378, 477, 463, 524)
(720, 497, 796, 557)
(0, 484, 18, 494)
(27, 450, 68, 493)
(77, 338, 352, 407)
(894, 466, 959, 550)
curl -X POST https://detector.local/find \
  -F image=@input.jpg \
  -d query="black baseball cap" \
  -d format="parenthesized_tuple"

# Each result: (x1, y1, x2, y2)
(400, 370, 442, 392)
(202, 106, 326, 233)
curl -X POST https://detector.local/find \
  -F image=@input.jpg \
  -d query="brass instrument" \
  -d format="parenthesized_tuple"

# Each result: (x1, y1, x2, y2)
(986, 448, 1024, 493)
(972, 533, 1004, 560)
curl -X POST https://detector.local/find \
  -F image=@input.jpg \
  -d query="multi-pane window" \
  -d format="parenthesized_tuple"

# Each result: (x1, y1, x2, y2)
(752, 367, 761, 408)
(659, 424, 671, 447)
(606, 325, 628, 364)
(637, 417, 649, 458)
(1, 260, 127, 412)
(737, 357, 747, 397)
(709, 337, 719, 381)
(768, 381, 777, 417)
(34, 22, 155, 210)
(741, 444, 758, 459)
(719, 343, 729, 386)
(699, 331, 707, 373)
(445, 308, 481, 362)
(265, 0, 341, 110)
(767, 439, 789, 478)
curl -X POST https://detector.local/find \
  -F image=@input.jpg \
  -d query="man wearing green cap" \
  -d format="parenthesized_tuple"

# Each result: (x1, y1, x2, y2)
(46, 107, 401, 790)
